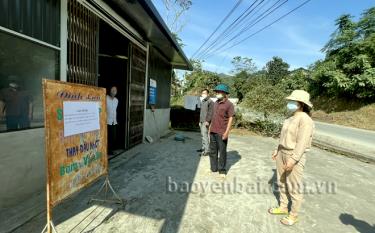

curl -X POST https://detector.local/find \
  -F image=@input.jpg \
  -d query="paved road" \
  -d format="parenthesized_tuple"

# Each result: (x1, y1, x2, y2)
(239, 106, 375, 160)
(13, 132, 375, 233)
(315, 121, 375, 148)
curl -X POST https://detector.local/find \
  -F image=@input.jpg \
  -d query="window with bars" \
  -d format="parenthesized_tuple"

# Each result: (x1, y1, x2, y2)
(128, 45, 146, 147)
(67, 0, 99, 86)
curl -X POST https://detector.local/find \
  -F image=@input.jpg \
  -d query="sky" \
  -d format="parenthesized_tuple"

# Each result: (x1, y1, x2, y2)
(152, 0, 375, 75)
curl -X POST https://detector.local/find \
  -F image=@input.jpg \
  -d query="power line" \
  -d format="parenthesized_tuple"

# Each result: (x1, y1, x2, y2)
(197, 0, 268, 60)
(204, 0, 312, 59)
(191, 0, 243, 59)
(195, 0, 263, 60)
(197, 0, 273, 60)
(196, 0, 264, 60)
(200, 0, 287, 60)
(206, 0, 288, 57)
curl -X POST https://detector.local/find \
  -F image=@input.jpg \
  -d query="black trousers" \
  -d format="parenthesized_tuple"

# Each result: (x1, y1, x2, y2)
(107, 124, 117, 154)
(209, 133, 228, 173)
(6, 116, 20, 131)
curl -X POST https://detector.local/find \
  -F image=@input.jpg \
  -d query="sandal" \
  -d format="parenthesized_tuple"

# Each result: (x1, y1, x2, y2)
(280, 215, 299, 226)
(268, 207, 288, 215)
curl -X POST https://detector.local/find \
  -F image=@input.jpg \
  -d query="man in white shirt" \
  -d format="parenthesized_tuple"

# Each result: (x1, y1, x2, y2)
(106, 86, 118, 155)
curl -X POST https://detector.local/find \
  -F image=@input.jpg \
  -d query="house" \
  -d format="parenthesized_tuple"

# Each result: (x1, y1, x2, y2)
(0, 0, 192, 231)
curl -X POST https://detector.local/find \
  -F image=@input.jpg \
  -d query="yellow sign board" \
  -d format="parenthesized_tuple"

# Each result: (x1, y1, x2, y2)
(43, 80, 108, 207)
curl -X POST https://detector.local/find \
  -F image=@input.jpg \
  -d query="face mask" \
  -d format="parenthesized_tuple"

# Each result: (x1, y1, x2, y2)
(287, 101, 299, 112)
(216, 93, 224, 100)
(9, 83, 18, 91)
(201, 94, 208, 99)
(9, 83, 18, 88)
(110, 90, 117, 97)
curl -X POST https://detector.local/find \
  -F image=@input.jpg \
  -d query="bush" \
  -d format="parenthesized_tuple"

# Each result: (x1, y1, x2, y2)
(242, 81, 288, 116)
(234, 111, 282, 137)
(171, 95, 184, 106)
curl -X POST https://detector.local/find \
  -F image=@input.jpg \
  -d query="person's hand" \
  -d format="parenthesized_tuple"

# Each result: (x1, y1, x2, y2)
(271, 150, 278, 160)
(222, 132, 229, 140)
(284, 158, 296, 171)
(204, 121, 210, 127)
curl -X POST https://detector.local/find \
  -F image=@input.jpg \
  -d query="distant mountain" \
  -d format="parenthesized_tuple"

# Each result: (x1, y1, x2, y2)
(290, 67, 310, 74)
(217, 73, 233, 79)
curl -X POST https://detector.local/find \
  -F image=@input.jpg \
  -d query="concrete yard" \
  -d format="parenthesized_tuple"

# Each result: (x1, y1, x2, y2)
(12, 131, 375, 233)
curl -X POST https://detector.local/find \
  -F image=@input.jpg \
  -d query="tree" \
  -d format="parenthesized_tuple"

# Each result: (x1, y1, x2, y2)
(184, 59, 222, 94)
(312, 7, 375, 100)
(280, 68, 311, 93)
(322, 14, 357, 56)
(171, 70, 183, 96)
(357, 7, 375, 39)
(232, 71, 249, 102)
(159, 0, 192, 34)
(265, 56, 290, 85)
(229, 56, 257, 102)
(172, 33, 185, 48)
(231, 56, 257, 74)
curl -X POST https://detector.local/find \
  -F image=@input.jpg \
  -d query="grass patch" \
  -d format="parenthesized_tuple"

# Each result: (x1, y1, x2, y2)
(234, 111, 282, 137)
(313, 103, 375, 130)
(312, 96, 375, 130)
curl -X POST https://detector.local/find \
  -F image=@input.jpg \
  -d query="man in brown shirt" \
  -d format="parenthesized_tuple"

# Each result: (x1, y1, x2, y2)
(0, 82, 33, 131)
(209, 84, 235, 177)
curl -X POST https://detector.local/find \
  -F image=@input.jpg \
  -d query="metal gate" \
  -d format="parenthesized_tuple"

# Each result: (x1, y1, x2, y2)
(128, 44, 146, 147)
(67, 0, 99, 85)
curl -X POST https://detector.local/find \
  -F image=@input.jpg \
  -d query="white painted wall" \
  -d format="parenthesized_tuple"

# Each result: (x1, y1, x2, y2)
(143, 108, 171, 141)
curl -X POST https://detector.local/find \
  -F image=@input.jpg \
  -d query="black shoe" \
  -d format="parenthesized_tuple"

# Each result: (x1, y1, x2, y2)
(219, 170, 227, 175)
(197, 148, 204, 152)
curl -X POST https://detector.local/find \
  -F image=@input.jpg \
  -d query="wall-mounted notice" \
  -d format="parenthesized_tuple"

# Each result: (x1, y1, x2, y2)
(63, 101, 100, 137)
(149, 78, 157, 105)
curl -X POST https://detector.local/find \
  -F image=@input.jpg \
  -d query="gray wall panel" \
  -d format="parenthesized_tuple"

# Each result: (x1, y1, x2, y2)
(0, 0, 60, 46)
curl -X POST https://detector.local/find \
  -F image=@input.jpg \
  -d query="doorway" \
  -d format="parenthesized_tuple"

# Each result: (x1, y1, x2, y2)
(98, 20, 130, 156)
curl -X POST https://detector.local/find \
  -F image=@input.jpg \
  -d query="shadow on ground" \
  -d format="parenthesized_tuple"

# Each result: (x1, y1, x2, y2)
(268, 169, 279, 204)
(268, 168, 294, 211)
(226, 150, 241, 173)
(339, 213, 375, 233)
(11, 132, 204, 233)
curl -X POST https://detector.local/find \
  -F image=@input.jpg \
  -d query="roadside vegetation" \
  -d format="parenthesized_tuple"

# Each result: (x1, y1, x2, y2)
(171, 7, 375, 134)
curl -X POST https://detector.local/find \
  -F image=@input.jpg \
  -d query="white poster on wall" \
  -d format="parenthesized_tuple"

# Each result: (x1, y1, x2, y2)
(63, 101, 100, 137)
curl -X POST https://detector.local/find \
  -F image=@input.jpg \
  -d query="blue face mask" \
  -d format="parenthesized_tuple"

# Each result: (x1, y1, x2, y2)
(287, 101, 299, 112)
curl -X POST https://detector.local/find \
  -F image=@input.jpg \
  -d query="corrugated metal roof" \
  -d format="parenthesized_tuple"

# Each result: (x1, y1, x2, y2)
(106, 0, 193, 71)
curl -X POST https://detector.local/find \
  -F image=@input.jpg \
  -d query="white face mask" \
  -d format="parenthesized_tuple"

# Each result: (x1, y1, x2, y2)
(216, 93, 224, 100)
(110, 89, 117, 97)
(201, 94, 208, 99)
(287, 101, 299, 112)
